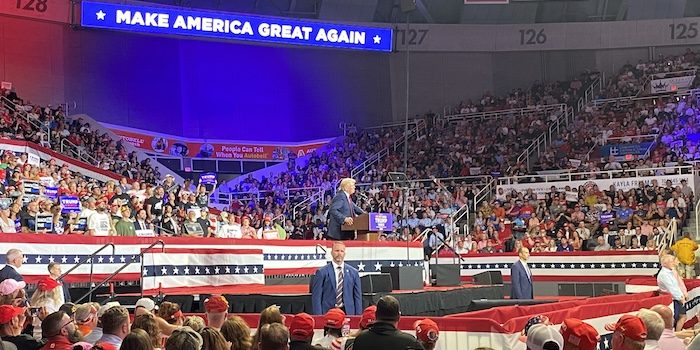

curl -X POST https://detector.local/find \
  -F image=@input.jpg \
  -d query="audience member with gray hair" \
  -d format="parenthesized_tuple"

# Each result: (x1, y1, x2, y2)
(0, 250, 23, 284)
(165, 326, 203, 350)
(649, 304, 687, 350)
(637, 309, 664, 350)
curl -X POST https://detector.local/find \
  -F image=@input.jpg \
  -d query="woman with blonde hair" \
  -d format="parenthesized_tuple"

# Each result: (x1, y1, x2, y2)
(182, 316, 206, 333)
(30, 277, 62, 339)
(199, 327, 230, 350)
(131, 313, 163, 349)
(221, 316, 253, 350)
(252, 305, 284, 347)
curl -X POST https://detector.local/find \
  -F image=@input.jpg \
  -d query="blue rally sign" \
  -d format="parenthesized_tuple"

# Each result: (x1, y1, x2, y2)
(80, 0, 393, 52)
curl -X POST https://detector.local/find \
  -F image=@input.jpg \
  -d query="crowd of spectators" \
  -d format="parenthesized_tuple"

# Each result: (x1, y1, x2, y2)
(4, 264, 700, 350)
(456, 177, 694, 256)
(0, 268, 443, 350)
(445, 71, 600, 115)
(4, 50, 700, 253)
(0, 88, 161, 184)
(533, 50, 700, 174)
(603, 49, 700, 98)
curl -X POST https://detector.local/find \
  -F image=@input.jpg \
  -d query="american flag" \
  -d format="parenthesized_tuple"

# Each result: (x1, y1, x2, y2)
(0, 235, 424, 285)
(141, 248, 264, 294)
(438, 251, 661, 282)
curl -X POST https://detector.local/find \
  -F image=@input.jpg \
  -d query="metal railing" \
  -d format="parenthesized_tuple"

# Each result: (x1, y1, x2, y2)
(292, 187, 325, 221)
(444, 103, 565, 123)
(695, 197, 700, 242)
(74, 240, 165, 303)
(512, 105, 571, 170)
(214, 186, 325, 207)
(58, 243, 115, 301)
(1, 96, 102, 166)
(576, 77, 602, 112)
(139, 240, 166, 298)
(658, 218, 678, 254)
(497, 165, 693, 186)
(350, 119, 426, 180)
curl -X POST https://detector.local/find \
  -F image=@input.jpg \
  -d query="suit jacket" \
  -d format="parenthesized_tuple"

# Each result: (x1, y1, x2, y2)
(510, 260, 533, 299)
(311, 263, 362, 315)
(59, 281, 70, 303)
(134, 221, 150, 231)
(327, 191, 364, 240)
(0, 265, 22, 283)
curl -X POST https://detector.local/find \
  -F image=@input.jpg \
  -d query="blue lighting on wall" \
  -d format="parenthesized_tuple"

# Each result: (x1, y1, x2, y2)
(80, 0, 393, 52)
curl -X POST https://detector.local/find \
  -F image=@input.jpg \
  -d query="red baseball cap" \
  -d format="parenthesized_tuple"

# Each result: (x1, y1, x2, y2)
(414, 319, 439, 344)
(37, 277, 60, 292)
(359, 305, 377, 329)
(609, 315, 647, 342)
(204, 295, 229, 313)
(560, 318, 599, 350)
(289, 313, 315, 339)
(324, 308, 345, 329)
(0, 305, 24, 324)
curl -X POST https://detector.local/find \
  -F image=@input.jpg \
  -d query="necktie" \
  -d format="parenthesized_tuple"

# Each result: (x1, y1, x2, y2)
(336, 266, 344, 307)
(524, 261, 531, 280)
(347, 195, 355, 218)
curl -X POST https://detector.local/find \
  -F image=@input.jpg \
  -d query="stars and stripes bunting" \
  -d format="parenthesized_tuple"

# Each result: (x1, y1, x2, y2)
(141, 248, 264, 294)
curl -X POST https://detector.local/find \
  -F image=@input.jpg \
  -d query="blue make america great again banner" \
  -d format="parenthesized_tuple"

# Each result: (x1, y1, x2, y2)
(80, 0, 393, 52)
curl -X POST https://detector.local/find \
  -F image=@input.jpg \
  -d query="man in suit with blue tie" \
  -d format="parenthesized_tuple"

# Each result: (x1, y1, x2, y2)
(312, 241, 362, 315)
(327, 178, 364, 241)
(510, 247, 533, 300)
(0, 249, 24, 283)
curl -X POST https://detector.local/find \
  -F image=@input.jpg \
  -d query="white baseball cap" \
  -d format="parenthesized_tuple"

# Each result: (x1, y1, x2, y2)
(526, 324, 564, 350)
(135, 298, 157, 312)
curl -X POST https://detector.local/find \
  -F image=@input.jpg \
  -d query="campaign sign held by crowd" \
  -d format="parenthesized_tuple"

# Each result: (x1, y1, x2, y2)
(59, 196, 81, 214)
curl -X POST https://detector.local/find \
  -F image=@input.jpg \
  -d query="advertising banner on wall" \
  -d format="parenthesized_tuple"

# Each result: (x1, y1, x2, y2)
(650, 76, 696, 93)
(600, 142, 654, 159)
(104, 124, 331, 161)
(496, 173, 694, 198)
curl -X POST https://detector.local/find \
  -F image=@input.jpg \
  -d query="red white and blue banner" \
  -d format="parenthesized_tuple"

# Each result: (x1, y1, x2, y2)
(626, 277, 700, 327)
(0, 235, 423, 284)
(141, 248, 264, 294)
(438, 251, 661, 282)
(238, 291, 670, 350)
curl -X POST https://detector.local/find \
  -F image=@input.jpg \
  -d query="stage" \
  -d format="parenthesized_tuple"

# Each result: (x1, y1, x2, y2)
(220, 284, 508, 316)
(81, 284, 508, 316)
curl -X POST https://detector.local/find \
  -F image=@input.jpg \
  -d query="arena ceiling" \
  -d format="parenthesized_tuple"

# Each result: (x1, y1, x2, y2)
(139, 0, 700, 24)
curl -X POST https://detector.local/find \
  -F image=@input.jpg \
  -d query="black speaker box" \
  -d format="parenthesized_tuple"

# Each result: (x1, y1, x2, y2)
(431, 264, 460, 286)
(361, 273, 393, 293)
(473, 270, 503, 285)
(381, 266, 424, 290)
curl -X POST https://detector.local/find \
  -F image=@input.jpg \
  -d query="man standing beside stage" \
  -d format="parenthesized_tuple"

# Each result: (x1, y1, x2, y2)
(657, 254, 687, 330)
(327, 178, 364, 241)
(312, 241, 362, 315)
(511, 247, 533, 300)
(0, 250, 23, 283)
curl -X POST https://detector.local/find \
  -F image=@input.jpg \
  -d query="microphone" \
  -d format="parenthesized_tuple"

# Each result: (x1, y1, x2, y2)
(356, 192, 369, 201)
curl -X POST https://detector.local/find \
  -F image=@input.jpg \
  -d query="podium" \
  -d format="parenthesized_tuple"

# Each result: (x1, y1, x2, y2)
(341, 213, 392, 241)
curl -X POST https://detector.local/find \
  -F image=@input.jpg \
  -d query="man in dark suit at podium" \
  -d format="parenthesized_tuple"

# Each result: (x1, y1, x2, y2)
(0, 249, 24, 283)
(327, 178, 364, 241)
